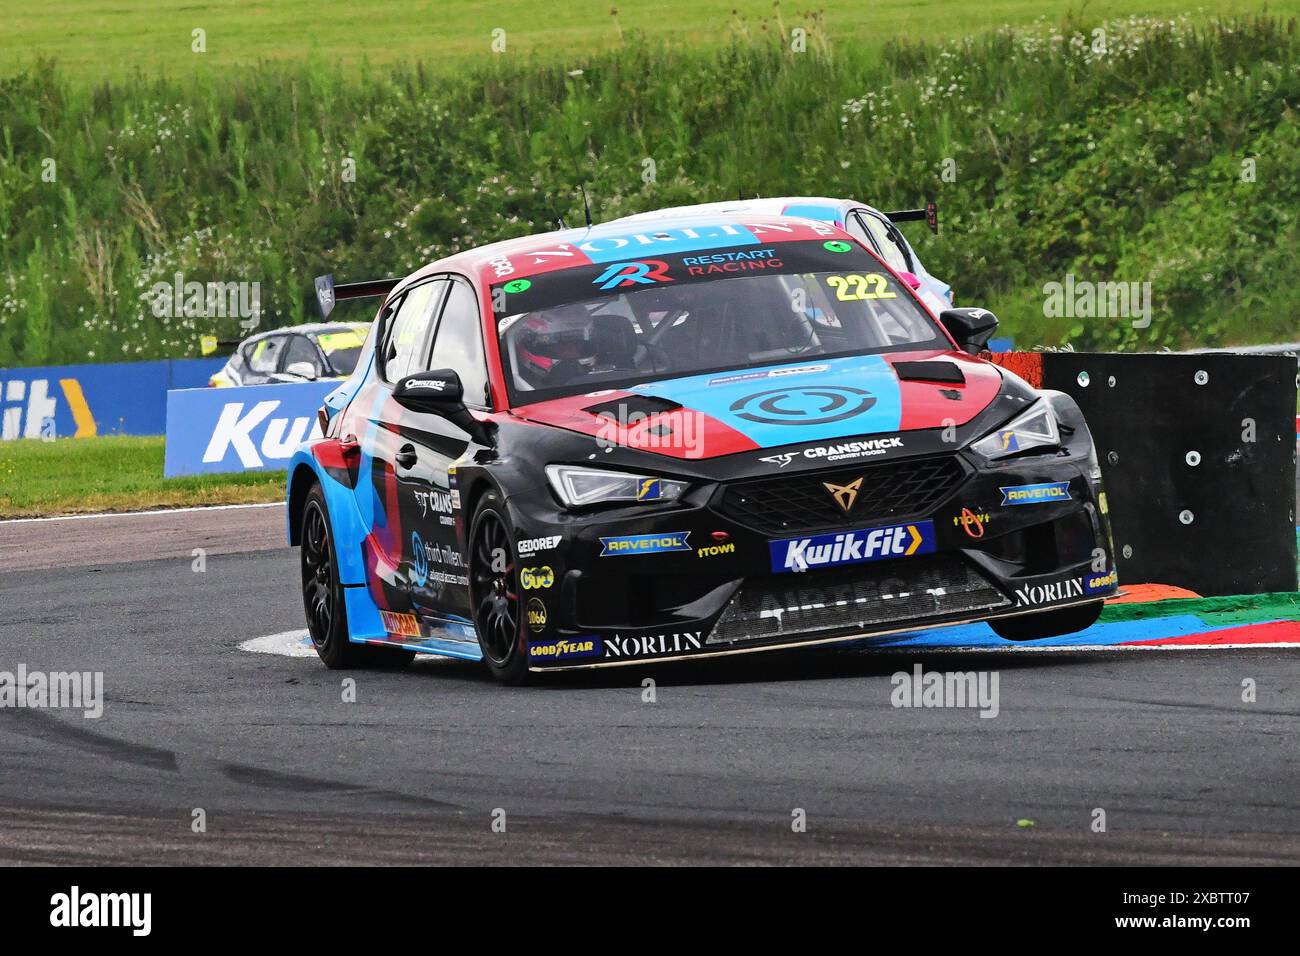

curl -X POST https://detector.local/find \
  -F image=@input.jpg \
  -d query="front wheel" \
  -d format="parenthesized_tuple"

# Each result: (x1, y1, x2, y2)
(989, 600, 1103, 641)
(300, 483, 413, 669)
(468, 492, 532, 685)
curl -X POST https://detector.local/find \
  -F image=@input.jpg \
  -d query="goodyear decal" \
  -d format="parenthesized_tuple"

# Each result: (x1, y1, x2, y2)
(630, 353, 903, 448)
(528, 636, 600, 661)
(1085, 569, 1119, 594)
(599, 532, 691, 556)
(770, 521, 936, 573)
(1000, 482, 1071, 506)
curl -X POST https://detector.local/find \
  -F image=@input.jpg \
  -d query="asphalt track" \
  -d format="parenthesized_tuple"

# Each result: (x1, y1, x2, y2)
(2, 503, 1299, 865)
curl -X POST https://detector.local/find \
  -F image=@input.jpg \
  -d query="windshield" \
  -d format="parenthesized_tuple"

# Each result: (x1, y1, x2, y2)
(492, 237, 944, 405)
(316, 326, 368, 376)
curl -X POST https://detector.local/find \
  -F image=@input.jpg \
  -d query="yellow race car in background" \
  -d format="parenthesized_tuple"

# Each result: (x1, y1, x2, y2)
(208, 323, 371, 387)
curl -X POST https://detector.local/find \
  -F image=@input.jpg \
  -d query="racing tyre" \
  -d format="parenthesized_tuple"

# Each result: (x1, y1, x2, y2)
(468, 492, 532, 685)
(989, 600, 1104, 641)
(300, 483, 413, 669)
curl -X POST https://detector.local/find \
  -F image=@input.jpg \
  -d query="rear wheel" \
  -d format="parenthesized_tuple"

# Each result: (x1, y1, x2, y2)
(989, 600, 1103, 641)
(468, 492, 532, 685)
(300, 483, 413, 669)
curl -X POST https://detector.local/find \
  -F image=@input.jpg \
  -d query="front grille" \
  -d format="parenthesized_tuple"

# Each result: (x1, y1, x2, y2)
(717, 455, 967, 535)
(707, 554, 1009, 645)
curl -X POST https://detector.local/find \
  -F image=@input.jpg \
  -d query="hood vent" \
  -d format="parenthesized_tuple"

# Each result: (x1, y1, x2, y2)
(893, 361, 965, 385)
(583, 395, 683, 420)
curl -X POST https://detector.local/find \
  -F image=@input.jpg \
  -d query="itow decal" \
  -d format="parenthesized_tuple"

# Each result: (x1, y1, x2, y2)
(770, 521, 936, 573)
(599, 532, 691, 556)
(1000, 482, 1071, 506)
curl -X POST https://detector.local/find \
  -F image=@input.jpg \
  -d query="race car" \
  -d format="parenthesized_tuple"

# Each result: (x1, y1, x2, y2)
(612, 197, 954, 315)
(285, 211, 1117, 684)
(208, 322, 369, 387)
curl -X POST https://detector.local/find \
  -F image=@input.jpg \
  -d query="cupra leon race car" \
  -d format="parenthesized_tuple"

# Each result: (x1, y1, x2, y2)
(286, 212, 1118, 684)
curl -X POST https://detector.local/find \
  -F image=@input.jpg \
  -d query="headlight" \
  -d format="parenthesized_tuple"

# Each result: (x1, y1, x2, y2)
(971, 401, 1060, 459)
(545, 465, 689, 507)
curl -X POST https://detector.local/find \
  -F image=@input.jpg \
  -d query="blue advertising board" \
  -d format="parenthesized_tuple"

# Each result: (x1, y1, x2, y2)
(0, 357, 226, 440)
(164, 381, 336, 476)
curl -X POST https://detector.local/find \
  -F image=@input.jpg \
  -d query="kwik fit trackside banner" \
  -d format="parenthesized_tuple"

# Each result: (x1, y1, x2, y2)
(1, 358, 224, 440)
(164, 381, 335, 476)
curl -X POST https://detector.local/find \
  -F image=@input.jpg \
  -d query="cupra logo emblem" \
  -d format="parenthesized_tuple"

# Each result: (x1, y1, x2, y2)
(823, 476, 864, 513)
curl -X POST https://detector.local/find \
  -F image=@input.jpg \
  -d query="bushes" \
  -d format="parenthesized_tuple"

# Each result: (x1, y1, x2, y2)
(0, 14, 1297, 366)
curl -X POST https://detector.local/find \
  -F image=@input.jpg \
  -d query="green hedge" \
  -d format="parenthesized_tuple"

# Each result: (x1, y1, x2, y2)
(1, 14, 1297, 366)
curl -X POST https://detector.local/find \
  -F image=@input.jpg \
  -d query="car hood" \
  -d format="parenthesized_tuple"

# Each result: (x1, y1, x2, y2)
(509, 350, 1004, 460)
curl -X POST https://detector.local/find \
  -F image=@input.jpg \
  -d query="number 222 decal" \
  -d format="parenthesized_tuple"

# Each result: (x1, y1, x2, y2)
(825, 274, 897, 301)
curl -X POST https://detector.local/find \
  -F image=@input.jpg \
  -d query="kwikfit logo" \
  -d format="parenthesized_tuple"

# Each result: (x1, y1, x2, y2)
(770, 521, 935, 573)
(203, 400, 322, 468)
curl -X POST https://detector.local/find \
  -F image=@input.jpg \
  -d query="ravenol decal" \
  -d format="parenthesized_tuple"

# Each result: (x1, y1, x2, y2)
(592, 259, 673, 290)
(529, 637, 600, 661)
(770, 521, 936, 573)
(599, 532, 691, 556)
(1000, 482, 1071, 506)
(630, 354, 903, 448)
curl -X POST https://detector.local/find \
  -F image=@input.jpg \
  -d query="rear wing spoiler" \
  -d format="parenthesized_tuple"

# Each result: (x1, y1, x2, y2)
(883, 201, 939, 234)
(314, 274, 401, 319)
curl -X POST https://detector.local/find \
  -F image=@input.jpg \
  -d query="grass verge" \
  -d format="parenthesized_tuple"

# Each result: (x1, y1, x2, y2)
(0, 435, 284, 518)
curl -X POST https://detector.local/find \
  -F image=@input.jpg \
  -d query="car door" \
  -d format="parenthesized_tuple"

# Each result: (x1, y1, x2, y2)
(355, 277, 447, 613)
(390, 274, 491, 637)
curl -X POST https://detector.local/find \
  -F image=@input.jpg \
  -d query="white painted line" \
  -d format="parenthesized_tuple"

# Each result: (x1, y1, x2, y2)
(1, 501, 285, 525)
(239, 630, 317, 658)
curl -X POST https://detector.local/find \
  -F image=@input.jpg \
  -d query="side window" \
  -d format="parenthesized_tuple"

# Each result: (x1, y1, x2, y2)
(381, 280, 445, 382)
(283, 335, 322, 375)
(428, 278, 490, 407)
(247, 336, 286, 374)
(858, 213, 912, 273)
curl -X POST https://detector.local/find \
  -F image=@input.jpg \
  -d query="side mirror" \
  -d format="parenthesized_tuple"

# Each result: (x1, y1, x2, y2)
(285, 361, 318, 381)
(393, 369, 494, 446)
(939, 308, 999, 356)
(897, 271, 922, 291)
(393, 368, 464, 409)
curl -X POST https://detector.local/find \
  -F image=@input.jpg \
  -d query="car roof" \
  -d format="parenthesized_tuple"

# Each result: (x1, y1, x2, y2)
(243, 322, 369, 344)
(611, 197, 875, 227)
(393, 210, 858, 295)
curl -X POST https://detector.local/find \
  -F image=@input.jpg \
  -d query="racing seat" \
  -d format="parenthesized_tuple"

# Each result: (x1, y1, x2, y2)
(590, 314, 640, 370)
